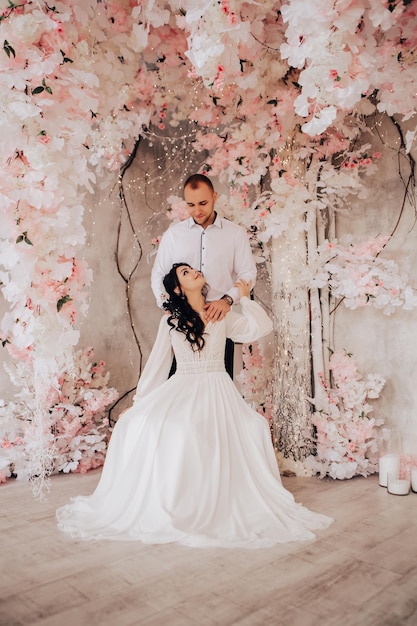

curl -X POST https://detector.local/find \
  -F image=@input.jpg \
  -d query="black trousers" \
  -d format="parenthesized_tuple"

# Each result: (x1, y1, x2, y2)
(169, 338, 234, 379)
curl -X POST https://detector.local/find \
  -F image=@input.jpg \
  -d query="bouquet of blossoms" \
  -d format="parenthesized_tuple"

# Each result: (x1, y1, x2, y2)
(50, 347, 119, 474)
(0, 348, 118, 482)
(304, 351, 385, 480)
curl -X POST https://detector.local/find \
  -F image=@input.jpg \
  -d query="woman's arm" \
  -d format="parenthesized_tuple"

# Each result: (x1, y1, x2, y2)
(225, 296, 273, 344)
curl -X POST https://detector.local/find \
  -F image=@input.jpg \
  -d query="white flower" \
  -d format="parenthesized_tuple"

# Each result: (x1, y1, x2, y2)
(302, 106, 337, 136)
(11, 13, 46, 45)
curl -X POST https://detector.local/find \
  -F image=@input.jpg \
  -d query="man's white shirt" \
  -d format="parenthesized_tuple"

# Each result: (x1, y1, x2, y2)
(151, 215, 257, 307)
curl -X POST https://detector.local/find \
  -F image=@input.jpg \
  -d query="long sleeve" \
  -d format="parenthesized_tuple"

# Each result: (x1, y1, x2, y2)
(132, 316, 173, 402)
(225, 296, 273, 344)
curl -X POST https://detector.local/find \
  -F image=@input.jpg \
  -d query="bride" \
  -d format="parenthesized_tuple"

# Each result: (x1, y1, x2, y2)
(57, 263, 332, 548)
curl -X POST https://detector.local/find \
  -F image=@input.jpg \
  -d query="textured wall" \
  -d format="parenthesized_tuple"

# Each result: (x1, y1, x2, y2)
(333, 116, 417, 436)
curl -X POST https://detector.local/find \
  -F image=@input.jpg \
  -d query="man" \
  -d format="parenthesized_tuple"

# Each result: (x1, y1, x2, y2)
(151, 173, 257, 321)
(151, 173, 257, 377)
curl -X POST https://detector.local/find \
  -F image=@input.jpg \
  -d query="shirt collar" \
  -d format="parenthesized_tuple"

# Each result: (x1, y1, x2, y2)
(187, 212, 222, 229)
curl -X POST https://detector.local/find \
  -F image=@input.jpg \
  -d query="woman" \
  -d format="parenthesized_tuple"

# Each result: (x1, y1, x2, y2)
(57, 263, 332, 548)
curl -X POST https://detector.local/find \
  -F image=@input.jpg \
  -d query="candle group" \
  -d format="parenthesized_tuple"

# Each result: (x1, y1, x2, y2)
(378, 454, 417, 496)
(378, 429, 417, 496)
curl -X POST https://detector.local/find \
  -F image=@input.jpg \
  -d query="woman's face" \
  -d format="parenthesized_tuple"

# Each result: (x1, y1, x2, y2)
(176, 265, 205, 294)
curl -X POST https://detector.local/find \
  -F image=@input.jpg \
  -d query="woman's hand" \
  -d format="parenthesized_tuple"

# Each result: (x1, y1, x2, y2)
(234, 279, 252, 299)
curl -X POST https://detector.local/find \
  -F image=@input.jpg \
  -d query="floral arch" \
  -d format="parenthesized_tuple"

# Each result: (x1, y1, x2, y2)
(0, 0, 416, 494)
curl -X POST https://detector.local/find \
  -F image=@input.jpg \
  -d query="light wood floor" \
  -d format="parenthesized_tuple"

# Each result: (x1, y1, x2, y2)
(1, 470, 416, 626)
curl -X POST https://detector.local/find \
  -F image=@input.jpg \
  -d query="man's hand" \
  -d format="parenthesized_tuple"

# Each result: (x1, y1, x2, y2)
(203, 299, 231, 322)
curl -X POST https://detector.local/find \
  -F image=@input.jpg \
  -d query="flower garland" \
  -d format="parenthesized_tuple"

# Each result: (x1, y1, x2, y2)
(306, 236, 417, 315)
(0, 348, 118, 483)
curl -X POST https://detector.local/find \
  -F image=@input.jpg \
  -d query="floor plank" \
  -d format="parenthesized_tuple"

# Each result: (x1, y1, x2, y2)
(1, 470, 417, 625)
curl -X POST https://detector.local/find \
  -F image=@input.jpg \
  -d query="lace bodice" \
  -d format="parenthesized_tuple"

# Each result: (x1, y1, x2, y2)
(172, 320, 226, 375)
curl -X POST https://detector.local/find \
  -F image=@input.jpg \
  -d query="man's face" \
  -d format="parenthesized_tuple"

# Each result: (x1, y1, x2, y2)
(184, 182, 217, 229)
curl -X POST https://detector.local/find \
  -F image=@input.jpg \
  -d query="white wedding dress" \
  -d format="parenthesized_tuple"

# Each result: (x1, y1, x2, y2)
(57, 297, 332, 548)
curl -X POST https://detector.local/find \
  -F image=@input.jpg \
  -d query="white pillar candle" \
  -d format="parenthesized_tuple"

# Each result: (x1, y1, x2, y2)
(387, 476, 410, 496)
(378, 454, 401, 487)
(411, 468, 417, 493)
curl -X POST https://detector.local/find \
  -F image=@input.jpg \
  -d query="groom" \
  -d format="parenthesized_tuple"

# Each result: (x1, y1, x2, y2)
(151, 173, 257, 375)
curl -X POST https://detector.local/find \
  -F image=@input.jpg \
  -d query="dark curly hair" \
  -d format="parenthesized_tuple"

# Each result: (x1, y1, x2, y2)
(162, 263, 208, 351)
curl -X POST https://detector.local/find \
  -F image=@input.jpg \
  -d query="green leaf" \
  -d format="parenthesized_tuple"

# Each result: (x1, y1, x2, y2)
(16, 231, 33, 245)
(32, 86, 45, 95)
(57, 295, 72, 312)
(3, 40, 15, 58)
